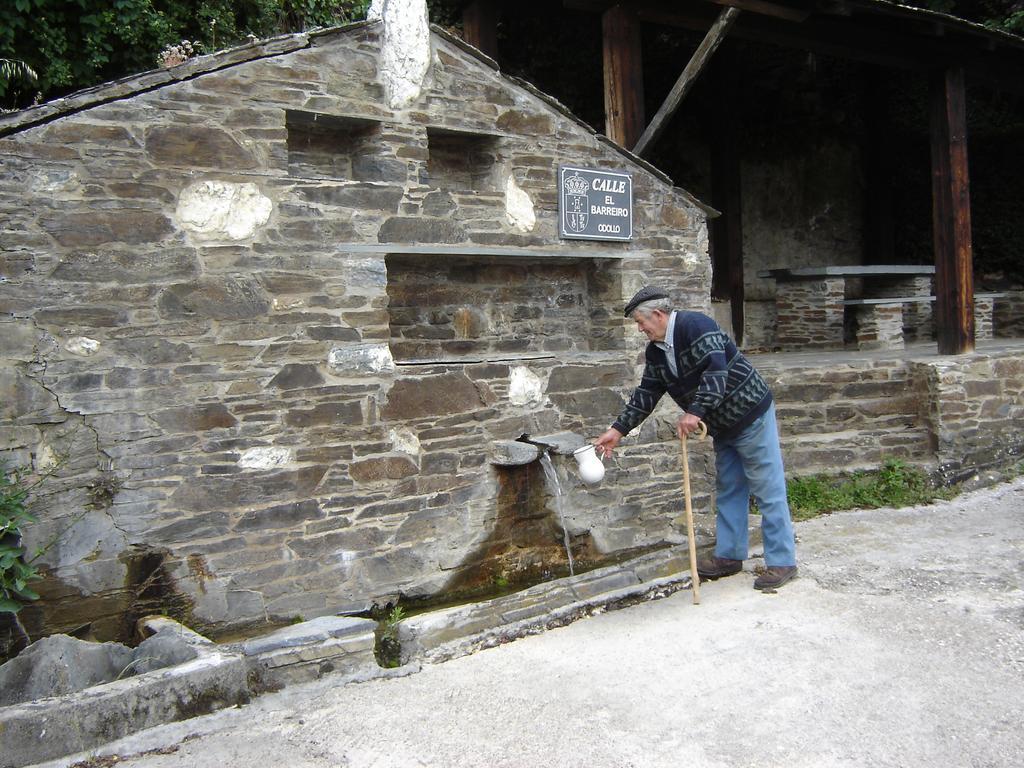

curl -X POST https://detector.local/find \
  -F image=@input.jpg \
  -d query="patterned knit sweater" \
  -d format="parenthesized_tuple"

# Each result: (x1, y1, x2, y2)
(611, 311, 772, 441)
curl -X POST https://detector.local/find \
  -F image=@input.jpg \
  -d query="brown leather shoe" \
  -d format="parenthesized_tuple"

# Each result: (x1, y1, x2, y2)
(697, 556, 743, 579)
(754, 566, 798, 591)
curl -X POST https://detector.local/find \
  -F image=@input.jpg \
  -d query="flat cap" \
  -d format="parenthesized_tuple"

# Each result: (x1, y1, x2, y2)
(623, 286, 669, 317)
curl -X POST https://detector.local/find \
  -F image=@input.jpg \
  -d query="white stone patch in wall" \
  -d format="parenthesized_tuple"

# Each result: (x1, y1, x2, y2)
(273, 297, 304, 310)
(29, 168, 81, 195)
(369, 0, 431, 109)
(65, 336, 101, 356)
(328, 343, 395, 375)
(509, 366, 545, 406)
(34, 443, 61, 472)
(505, 175, 536, 233)
(326, 549, 358, 572)
(176, 180, 272, 241)
(239, 446, 292, 470)
(389, 427, 421, 457)
(681, 246, 703, 266)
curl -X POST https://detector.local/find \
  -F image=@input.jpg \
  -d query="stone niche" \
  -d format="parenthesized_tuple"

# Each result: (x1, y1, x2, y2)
(385, 253, 625, 363)
(285, 109, 385, 181)
(425, 127, 499, 192)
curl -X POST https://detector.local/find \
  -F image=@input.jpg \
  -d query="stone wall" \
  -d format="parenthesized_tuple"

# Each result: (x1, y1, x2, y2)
(0, 22, 713, 645)
(994, 291, 1024, 338)
(756, 345, 1024, 479)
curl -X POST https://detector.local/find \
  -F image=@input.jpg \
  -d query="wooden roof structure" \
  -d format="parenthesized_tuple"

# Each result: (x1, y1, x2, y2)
(458, 0, 1024, 353)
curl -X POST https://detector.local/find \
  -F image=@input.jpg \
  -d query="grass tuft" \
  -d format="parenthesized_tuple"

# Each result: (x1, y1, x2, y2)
(786, 458, 955, 522)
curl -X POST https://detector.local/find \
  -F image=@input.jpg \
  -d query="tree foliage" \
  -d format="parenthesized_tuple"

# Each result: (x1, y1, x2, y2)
(3, 0, 1023, 110)
(0, 0, 370, 110)
(902, 0, 1024, 32)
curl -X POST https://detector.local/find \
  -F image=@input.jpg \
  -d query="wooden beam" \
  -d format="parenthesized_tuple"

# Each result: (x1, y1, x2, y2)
(462, 0, 499, 60)
(627, 2, 942, 70)
(708, 0, 809, 22)
(929, 64, 975, 355)
(633, 6, 741, 157)
(709, 48, 745, 343)
(602, 5, 646, 148)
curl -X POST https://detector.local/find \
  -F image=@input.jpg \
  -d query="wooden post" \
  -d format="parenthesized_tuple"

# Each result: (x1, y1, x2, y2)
(633, 6, 740, 157)
(462, 0, 499, 60)
(929, 65, 974, 355)
(602, 5, 645, 149)
(709, 48, 744, 344)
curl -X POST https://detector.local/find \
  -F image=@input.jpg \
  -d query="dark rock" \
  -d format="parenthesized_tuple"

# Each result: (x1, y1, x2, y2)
(234, 500, 325, 532)
(422, 190, 457, 216)
(352, 155, 408, 182)
(381, 372, 486, 420)
(258, 272, 326, 294)
(115, 338, 192, 364)
(495, 110, 553, 134)
(489, 440, 541, 466)
(269, 363, 325, 390)
(285, 401, 363, 427)
(150, 510, 231, 542)
(356, 496, 425, 520)
(377, 216, 467, 244)
(546, 364, 630, 393)
(0, 634, 134, 706)
(296, 183, 404, 211)
(157, 277, 270, 320)
(39, 211, 174, 247)
(34, 306, 128, 328)
(107, 182, 176, 203)
(548, 387, 626, 417)
(51, 248, 198, 284)
(286, 525, 388, 558)
(168, 466, 327, 513)
(306, 326, 361, 341)
(350, 455, 419, 483)
(145, 125, 258, 169)
(129, 630, 198, 675)
(44, 123, 137, 146)
(153, 404, 237, 432)
(0, 368, 66, 425)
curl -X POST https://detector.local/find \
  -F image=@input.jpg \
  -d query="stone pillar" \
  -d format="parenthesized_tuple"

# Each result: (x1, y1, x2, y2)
(855, 304, 905, 350)
(774, 278, 845, 350)
(869, 275, 934, 342)
(974, 295, 995, 340)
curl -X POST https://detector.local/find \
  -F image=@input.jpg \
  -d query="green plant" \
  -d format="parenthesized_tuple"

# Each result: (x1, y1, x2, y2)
(0, 464, 41, 613)
(786, 458, 953, 522)
(0, 0, 372, 110)
(374, 604, 405, 668)
(0, 57, 37, 84)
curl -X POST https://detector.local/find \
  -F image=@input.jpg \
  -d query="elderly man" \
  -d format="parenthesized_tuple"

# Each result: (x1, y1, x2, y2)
(594, 286, 797, 591)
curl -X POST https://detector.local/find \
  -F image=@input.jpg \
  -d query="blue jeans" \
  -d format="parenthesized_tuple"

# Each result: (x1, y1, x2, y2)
(712, 404, 796, 567)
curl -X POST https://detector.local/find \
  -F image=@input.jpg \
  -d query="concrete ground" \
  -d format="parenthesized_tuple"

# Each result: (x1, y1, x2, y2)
(41, 477, 1024, 768)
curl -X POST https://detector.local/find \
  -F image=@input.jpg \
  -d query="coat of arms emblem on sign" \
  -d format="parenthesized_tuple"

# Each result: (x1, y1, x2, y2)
(563, 173, 590, 233)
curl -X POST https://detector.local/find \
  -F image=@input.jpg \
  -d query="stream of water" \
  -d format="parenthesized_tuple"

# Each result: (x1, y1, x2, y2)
(539, 453, 575, 577)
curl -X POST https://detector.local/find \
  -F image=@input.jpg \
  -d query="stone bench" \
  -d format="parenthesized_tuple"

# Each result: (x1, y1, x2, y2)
(842, 293, 1006, 350)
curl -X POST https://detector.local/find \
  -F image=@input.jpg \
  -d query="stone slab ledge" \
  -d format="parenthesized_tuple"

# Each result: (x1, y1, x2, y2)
(396, 546, 696, 664)
(0, 627, 249, 768)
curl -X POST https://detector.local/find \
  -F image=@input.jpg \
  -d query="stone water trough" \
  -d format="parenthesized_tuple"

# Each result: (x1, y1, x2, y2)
(0, 544, 702, 768)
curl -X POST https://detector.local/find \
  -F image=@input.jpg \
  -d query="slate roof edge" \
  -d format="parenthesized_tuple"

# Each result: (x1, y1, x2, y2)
(430, 24, 718, 217)
(0, 20, 377, 138)
(0, 17, 715, 214)
(865, 0, 1024, 50)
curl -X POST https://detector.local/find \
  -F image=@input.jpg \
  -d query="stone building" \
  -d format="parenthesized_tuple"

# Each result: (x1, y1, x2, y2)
(0, 18, 716, 645)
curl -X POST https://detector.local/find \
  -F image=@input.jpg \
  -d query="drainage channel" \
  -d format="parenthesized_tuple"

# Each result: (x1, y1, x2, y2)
(359, 542, 706, 668)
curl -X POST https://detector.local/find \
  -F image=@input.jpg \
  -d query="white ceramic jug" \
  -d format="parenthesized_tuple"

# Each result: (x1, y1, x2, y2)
(572, 444, 606, 486)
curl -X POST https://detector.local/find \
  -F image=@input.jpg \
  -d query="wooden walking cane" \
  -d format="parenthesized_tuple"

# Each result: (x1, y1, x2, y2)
(680, 421, 708, 605)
